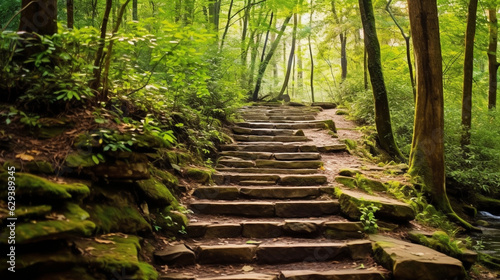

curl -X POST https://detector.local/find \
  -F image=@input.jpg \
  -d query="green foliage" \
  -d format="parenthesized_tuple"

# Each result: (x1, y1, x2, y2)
(359, 203, 379, 233)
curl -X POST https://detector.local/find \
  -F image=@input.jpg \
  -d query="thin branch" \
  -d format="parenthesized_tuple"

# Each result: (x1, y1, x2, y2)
(385, 0, 409, 40)
(229, 0, 267, 22)
(1, 1, 36, 32)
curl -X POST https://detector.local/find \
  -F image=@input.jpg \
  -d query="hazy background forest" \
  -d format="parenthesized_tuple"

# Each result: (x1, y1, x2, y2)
(1, 0, 499, 199)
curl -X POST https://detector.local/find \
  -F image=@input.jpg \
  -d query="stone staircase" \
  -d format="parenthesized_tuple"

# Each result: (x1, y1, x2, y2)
(157, 105, 467, 280)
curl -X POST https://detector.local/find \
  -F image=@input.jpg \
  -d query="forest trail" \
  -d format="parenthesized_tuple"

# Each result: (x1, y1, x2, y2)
(157, 104, 467, 280)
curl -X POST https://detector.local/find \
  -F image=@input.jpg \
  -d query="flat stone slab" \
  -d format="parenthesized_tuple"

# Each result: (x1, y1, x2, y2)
(193, 187, 240, 200)
(280, 269, 386, 280)
(336, 188, 415, 223)
(242, 222, 283, 238)
(370, 235, 466, 280)
(204, 224, 242, 238)
(190, 201, 275, 217)
(200, 273, 277, 280)
(232, 127, 302, 136)
(233, 135, 310, 142)
(274, 153, 321, 160)
(279, 175, 328, 186)
(213, 174, 280, 185)
(221, 144, 301, 152)
(283, 220, 323, 235)
(275, 201, 339, 217)
(216, 167, 318, 175)
(240, 187, 321, 199)
(220, 151, 273, 160)
(197, 245, 258, 264)
(154, 244, 196, 266)
(256, 242, 350, 264)
(317, 144, 347, 152)
(255, 160, 323, 169)
(217, 159, 255, 168)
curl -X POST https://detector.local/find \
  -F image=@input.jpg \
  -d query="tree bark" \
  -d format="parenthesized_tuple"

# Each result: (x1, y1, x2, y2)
(67, 0, 74, 28)
(309, 0, 315, 102)
(488, 5, 498, 110)
(133, 0, 138, 21)
(19, 0, 58, 35)
(331, 0, 347, 81)
(407, 0, 479, 231)
(385, 0, 415, 99)
(359, 0, 404, 161)
(90, 0, 113, 95)
(279, 13, 297, 97)
(220, 0, 234, 51)
(252, 15, 292, 101)
(461, 0, 478, 149)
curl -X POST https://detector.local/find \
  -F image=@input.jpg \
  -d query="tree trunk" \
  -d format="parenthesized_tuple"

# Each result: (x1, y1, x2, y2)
(385, 0, 415, 99)
(363, 45, 368, 90)
(359, 0, 404, 161)
(488, 5, 498, 110)
(279, 13, 298, 97)
(90, 0, 113, 95)
(19, 0, 58, 35)
(101, 0, 131, 101)
(252, 15, 292, 101)
(220, 0, 234, 51)
(183, 0, 195, 24)
(331, 1, 347, 81)
(67, 0, 74, 28)
(208, 0, 221, 32)
(309, 0, 315, 102)
(407, 0, 479, 231)
(461, 0, 478, 149)
(297, 14, 303, 92)
(133, 0, 138, 21)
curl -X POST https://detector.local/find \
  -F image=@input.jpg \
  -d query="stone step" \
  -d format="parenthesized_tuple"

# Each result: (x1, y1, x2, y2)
(244, 116, 316, 121)
(236, 122, 326, 129)
(191, 240, 371, 265)
(189, 200, 339, 218)
(233, 135, 310, 142)
(219, 151, 273, 160)
(186, 218, 365, 239)
(193, 186, 332, 200)
(279, 270, 385, 280)
(216, 167, 319, 175)
(370, 235, 466, 280)
(220, 144, 317, 153)
(232, 127, 305, 136)
(213, 173, 328, 186)
(161, 263, 388, 280)
(254, 160, 323, 169)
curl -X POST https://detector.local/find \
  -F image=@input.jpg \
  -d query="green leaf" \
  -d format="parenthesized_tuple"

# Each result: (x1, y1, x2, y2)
(91, 155, 99, 164)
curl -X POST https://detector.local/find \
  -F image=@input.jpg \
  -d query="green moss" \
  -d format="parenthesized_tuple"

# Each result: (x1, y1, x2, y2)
(335, 176, 357, 189)
(65, 152, 98, 168)
(0, 203, 95, 244)
(335, 174, 387, 194)
(150, 167, 179, 188)
(15, 205, 52, 220)
(75, 235, 157, 279)
(185, 167, 211, 184)
(24, 161, 55, 174)
(88, 204, 151, 234)
(136, 178, 180, 207)
(0, 172, 90, 201)
(338, 168, 362, 177)
(322, 119, 337, 132)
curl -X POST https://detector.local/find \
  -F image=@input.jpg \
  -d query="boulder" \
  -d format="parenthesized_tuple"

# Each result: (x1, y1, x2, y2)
(154, 244, 196, 266)
(371, 235, 466, 280)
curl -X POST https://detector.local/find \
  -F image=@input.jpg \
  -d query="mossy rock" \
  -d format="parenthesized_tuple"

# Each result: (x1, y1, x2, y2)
(335, 175, 387, 194)
(154, 209, 189, 235)
(0, 172, 90, 201)
(1, 245, 79, 273)
(136, 178, 180, 208)
(35, 117, 74, 139)
(151, 167, 179, 188)
(338, 168, 362, 177)
(321, 119, 337, 132)
(65, 152, 98, 168)
(115, 132, 168, 150)
(0, 203, 95, 244)
(184, 167, 211, 184)
(74, 235, 158, 280)
(91, 161, 150, 180)
(15, 205, 52, 221)
(163, 149, 194, 167)
(87, 204, 151, 234)
(336, 109, 349, 115)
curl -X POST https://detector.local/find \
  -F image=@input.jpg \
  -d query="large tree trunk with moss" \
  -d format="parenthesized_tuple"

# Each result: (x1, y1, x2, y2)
(488, 5, 498, 110)
(461, 0, 478, 148)
(252, 15, 292, 101)
(359, 0, 404, 161)
(407, 0, 479, 231)
(19, 0, 57, 35)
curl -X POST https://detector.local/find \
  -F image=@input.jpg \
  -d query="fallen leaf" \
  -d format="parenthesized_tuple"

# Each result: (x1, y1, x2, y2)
(242, 265, 254, 272)
(15, 153, 34, 161)
(94, 238, 115, 244)
(28, 149, 41, 155)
